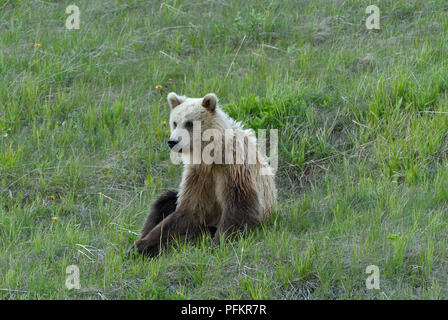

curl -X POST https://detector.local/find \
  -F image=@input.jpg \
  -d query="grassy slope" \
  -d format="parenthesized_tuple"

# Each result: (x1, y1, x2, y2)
(0, 0, 447, 299)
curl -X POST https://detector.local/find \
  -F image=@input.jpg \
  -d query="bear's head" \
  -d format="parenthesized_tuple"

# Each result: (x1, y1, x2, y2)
(166, 92, 228, 155)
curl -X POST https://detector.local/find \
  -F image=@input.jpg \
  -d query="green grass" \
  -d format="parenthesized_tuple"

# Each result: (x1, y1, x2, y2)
(1, 0, 447, 299)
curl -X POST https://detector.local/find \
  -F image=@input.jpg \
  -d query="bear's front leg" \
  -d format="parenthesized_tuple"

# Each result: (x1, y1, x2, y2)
(213, 212, 259, 245)
(134, 210, 202, 257)
(213, 183, 261, 245)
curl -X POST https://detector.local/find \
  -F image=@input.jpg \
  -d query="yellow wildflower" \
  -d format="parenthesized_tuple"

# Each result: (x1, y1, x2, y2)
(50, 195, 55, 200)
(162, 121, 167, 126)
(155, 85, 162, 89)
(34, 43, 41, 48)
(51, 217, 58, 221)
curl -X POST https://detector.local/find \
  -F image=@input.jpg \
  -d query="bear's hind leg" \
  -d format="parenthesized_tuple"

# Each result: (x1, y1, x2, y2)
(127, 190, 178, 257)
(140, 189, 178, 238)
(135, 209, 202, 257)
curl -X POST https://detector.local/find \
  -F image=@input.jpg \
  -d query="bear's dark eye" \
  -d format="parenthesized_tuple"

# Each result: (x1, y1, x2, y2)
(185, 121, 193, 130)
(173, 121, 177, 128)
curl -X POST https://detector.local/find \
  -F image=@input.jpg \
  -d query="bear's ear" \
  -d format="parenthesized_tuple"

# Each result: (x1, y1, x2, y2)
(202, 93, 218, 112)
(167, 92, 186, 109)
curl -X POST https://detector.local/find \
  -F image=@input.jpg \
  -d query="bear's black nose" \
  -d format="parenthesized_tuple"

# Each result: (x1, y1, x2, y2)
(168, 139, 178, 149)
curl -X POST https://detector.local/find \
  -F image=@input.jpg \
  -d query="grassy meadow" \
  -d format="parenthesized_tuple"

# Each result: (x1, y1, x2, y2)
(1, 0, 448, 299)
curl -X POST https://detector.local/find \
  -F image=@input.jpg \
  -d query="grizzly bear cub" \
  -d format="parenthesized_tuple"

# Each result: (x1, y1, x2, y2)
(128, 93, 276, 257)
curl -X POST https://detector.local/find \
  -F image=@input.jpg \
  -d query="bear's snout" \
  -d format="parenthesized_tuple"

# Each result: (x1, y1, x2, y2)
(168, 139, 179, 149)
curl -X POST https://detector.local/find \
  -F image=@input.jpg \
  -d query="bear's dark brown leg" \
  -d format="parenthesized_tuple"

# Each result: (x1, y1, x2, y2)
(135, 209, 202, 257)
(127, 190, 178, 257)
(140, 189, 178, 239)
